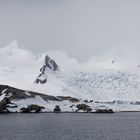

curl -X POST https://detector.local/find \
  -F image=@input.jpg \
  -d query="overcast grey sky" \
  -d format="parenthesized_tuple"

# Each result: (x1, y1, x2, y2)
(0, 0, 140, 61)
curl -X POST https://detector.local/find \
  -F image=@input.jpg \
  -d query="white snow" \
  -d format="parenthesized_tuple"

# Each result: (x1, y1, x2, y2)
(1, 40, 140, 111)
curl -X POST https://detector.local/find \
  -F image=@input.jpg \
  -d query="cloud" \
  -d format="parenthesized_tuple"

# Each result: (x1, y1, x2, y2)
(0, 40, 36, 66)
(0, 40, 139, 72)
(0, 1, 140, 62)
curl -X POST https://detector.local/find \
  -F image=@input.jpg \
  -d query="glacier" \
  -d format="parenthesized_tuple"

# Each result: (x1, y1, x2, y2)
(0, 40, 140, 112)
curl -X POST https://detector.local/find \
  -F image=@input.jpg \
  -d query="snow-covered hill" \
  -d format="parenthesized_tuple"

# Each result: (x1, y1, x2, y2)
(1, 40, 140, 112)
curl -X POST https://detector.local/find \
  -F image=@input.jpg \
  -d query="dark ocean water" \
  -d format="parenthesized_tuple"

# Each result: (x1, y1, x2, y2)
(0, 113, 140, 140)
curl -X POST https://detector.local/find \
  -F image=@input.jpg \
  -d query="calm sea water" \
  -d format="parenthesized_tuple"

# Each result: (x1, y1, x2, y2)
(0, 113, 140, 140)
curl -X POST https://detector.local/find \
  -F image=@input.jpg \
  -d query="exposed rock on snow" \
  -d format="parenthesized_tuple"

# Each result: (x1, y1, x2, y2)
(76, 104, 92, 112)
(1, 41, 140, 112)
(0, 85, 80, 113)
(94, 109, 114, 113)
(35, 55, 59, 84)
(53, 105, 61, 112)
(20, 105, 45, 113)
(0, 97, 11, 113)
(57, 96, 79, 102)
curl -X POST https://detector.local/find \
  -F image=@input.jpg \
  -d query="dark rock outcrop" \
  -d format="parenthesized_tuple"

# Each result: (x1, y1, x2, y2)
(57, 96, 79, 102)
(0, 97, 11, 113)
(20, 105, 45, 113)
(35, 55, 58, 84)
(53, 105, 61, 112)
(84, 99, 93, 103)
(94, 109, 114, 113)
(76, 104, 92, 112)
(0, 85, 60, 101)
(44, 55, 58, 71)
(0, 85, 79, 102)
(0, 85, 80, 113)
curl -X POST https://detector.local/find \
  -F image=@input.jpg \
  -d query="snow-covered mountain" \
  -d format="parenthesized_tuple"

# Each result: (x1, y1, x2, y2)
(35, 55, 59, 84)
(1, 40, 140, 112)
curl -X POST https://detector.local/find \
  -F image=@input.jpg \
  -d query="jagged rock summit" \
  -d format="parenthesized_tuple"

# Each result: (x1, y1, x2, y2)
(35, 55, 59, 84)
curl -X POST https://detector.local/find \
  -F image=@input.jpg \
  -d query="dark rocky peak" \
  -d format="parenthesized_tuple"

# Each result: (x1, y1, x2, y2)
(44, 55, 58, 71)
(35, 55, 59, 84)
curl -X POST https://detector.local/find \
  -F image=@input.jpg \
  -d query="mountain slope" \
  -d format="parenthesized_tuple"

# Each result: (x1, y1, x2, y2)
(35, 55, 59, 84)
(1, 41, 140, 111)
(0, 85, 79, 113)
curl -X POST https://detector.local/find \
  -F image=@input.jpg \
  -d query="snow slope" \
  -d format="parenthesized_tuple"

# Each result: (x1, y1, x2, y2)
(1, 40, 140, 111)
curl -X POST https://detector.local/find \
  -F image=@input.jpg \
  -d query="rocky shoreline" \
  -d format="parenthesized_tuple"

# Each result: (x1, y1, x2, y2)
(1, 84, 140, 113)
(0, 84, 116, 113)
